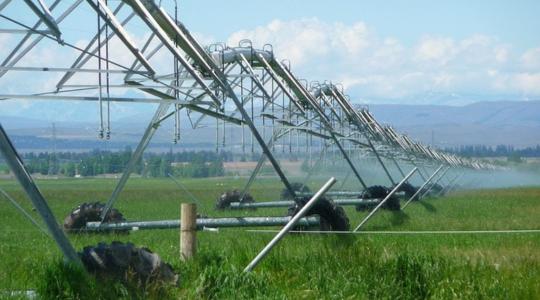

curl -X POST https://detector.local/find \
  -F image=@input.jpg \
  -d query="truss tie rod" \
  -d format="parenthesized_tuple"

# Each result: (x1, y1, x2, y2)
(22, 0, 62, 41)
(0, 0, 81, 79)
(0, 94, 199, 104)
(402, 165, 444, 209)
(0, 66, 150, 74)
(167, 173, 202, 207)
(0, 124, 81, 265)
(99, 103, 171, 221)
(0, 187, 50, 237)
(418, 166, 451, 199)
(123, 0, 221, 107)
(0, 29, 53, 34)
(354, 167, 418, 232)
(85, 0, 155, 76)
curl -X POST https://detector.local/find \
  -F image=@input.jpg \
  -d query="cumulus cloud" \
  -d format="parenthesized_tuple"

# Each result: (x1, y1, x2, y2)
(226, 18, 540, 104)
(513, 72, 540, 94)
(521, 47, 540, 70)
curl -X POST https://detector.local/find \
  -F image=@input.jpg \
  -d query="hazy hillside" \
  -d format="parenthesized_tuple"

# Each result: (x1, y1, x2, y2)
(1, 100, 538, 150)
(368, 101, 540, 147)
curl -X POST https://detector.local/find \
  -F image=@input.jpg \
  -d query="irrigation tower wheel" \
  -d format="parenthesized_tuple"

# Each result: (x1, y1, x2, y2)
(79, 241, 178, 285)
(287, 196, 350, 231)
(63, 202, 126, 233)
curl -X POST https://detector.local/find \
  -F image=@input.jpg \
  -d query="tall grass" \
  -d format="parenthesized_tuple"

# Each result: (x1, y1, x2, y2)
(0, 178, 539, 298)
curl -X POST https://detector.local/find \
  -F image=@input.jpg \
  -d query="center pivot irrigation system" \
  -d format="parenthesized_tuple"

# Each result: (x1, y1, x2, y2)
(0, 0, 496, 270)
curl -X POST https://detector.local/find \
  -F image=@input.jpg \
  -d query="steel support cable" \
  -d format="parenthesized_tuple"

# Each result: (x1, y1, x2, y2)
(0, 124, 81, 265)
(0, 187, 50, 237)
(121, 1, 223, 109)
(245, 229, 540, 235)
(22, 0, 62, 41)
(57, 1, 128, 90)
(0, 14, 155, 82)
(332, 96, 397, 186)
(0, 0, 61, 77)
(276, 63, 368, 189)
(0, 13, 195, 103)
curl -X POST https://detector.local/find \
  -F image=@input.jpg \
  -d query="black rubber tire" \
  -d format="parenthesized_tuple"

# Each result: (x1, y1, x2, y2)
(79, 241, 178, 285)
(215, 190, 254, 210)
(287, 196, 350, 231)
(63, 202, 126, 233)
(396, 182, 419, 200)
(281, 182, 310, 200)
(356, 185, 401, 211)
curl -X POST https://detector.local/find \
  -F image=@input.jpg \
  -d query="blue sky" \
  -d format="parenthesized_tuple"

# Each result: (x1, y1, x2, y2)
(175, 0, 540, 51)
(176, 0, 540, 104)
(1, 0, 540, 122)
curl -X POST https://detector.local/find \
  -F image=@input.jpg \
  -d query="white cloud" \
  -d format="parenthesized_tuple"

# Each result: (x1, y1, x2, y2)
(414, 37, 456, 66)
(228, 18, 371, 66)
(513, 72, 540, 94)
(521, 47, 540, 70)
(494, 46, 509, 63)
(226, 19, 540, 103)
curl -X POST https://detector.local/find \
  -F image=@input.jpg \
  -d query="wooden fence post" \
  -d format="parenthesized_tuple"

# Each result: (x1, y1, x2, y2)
(180, 203, 197, 260)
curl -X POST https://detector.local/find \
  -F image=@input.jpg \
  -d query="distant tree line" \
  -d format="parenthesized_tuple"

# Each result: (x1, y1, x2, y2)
(445, 144, 540, 158)
(0, 148, 233, 178)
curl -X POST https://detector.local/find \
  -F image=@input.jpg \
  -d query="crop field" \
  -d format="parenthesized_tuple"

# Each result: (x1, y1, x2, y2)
(1, 178, 539, 299)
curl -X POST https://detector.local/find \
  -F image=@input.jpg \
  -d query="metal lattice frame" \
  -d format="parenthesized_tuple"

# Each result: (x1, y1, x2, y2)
(0, 0, 497, 257)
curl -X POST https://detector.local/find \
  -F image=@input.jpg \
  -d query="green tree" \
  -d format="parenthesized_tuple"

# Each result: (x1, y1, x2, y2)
(160, 156, 172, 177)
(148, 157, 162, 177)
(64, 162, 76, 177)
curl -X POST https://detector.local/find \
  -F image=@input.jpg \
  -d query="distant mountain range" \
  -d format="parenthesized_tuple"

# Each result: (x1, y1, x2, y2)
(368, 101, 540, 148)
(1, 100, 538, 151)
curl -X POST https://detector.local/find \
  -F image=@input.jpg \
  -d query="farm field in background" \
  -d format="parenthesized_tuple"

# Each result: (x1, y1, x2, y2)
(0, 177, 539, 299)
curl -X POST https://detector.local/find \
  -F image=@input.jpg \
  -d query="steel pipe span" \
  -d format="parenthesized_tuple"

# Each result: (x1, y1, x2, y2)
(86, 216, 320, 231)
(229, 198, 382, 209)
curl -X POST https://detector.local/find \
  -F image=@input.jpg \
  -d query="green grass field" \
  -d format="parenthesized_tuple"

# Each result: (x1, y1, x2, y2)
(0, 177, 539, 299)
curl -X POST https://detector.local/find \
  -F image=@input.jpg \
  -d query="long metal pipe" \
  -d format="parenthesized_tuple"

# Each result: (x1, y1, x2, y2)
(230, 198, 381, 209)
(298, 191, 362, 197)
(244, 177, 337, 272)
(86, 216, 320, 231)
